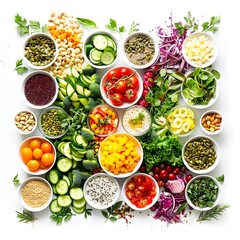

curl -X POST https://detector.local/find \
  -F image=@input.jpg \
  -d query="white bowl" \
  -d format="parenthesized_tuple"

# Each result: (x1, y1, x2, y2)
(14, 109, 37, 135)
(23, 33, 58, 70)
(182, 135, 220, 174)
(19, 136, 56, 175)
(122, 173, 160, 211)
(18, 176, 53, 212)
(22, 70, 58, 109)
(38, 106, 68, 139)
(82, 30, 118, 69)
(181, 69, 219, 109)
(185, 174, 221, 211)
(182, 32, 217, 68)
(200, 110, 224, 135)
(100, 66, 143, 109)
(122, 31, 160, 69)
(166, 105, 197, 137)
(98, 132, 143, 178)
(83, 173, 120, 210)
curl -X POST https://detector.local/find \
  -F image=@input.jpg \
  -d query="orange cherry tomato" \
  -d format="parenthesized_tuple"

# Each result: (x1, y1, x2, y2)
(41, 142, 53, 153)
(28, 139, 42, 150)
(32, 148, 43, 159)
(27, 160, 40, 171)
(41, 153, 54, 166)
(21, 147, 33, 164)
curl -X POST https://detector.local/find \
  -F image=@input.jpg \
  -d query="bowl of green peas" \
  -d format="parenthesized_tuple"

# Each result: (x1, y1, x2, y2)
(38, 106, 68, 139)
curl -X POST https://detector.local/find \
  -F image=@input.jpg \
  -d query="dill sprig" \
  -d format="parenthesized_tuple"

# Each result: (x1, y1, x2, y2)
(197, 203, 230, 222)
(16, 210, 37, 223)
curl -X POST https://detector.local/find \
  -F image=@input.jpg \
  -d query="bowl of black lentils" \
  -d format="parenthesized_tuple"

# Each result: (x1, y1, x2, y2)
(22, 70, 58, 109)
(23, 32, 58, 70)
(38, 106, 68, 139)
(185, 175, 221, 211)
(182, 135, 220, 174)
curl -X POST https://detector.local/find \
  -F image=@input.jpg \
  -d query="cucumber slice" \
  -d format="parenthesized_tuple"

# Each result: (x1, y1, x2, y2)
(92, 35, 108, 50)
(57, 158, 73, 172)
(84, 43, 94, 56)
(72, 198, 86, 209)
(72, 205, 85, 214)
(89, 48, 102, 61)
(101, 51, 115, 65)
(57, 195, 72, 207)
(71, 66, 80, 78)
(56, 179, 69, 195)
(106, 37, 117, 51)
(50, 199, 62, 213)
(63, 175, 71, 187)
(63, 142, 73, 159)
(47, 169, 61, 185)
(69, 187, 84, 200)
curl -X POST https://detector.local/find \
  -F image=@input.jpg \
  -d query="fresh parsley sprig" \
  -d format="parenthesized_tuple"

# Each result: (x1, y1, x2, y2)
(102, 201, 122, 222)
(106, 19, 126, 39)
(84, 208, 92, 219)
(14, 59, 28, 75)
(202, 16, 221, 33)
(16, 210, 37, 223)
(50, 207, 75, 225)
(197, 203, 230, 222)
(12, 174, 20, 186)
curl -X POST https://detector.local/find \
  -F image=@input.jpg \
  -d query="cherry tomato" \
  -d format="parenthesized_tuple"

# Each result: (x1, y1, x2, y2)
(157, 180, 165, 187)
(153, 173, 160, 181)
(126, 181, 136, 190)
(136, 197, 149, 208)
(173, 167, 180, 175)
(126, 190, 134, 200)
(153, 166, 160, 174)
(109, 93, 124, 106)
(159, 169, 169, 179)
(119, 67, 132, 77)
(107, 69, 121, 80)
(104, 80, 115, 94)
(124, 88, 138, 102)
(134, 189, 143, 198)
(125, 76, 139, 89)
(139, 165, 146, 173)
(114, 80, 127, 93)
(165, 165, 173, 173)
(186, 174, 193, 182)
(168, 173, 176, 180)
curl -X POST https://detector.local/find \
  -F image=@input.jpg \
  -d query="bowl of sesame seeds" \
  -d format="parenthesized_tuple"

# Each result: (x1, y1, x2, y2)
(18, 176, 53, 212)
(83, 173, 120, 210)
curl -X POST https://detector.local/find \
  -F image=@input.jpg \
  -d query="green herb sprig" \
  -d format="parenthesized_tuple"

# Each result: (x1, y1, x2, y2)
(16, 210, 37, 223)
(76, 18, 97, 28)
(84, 208, 92, 219)
(102, 201, 122, 222)
(14, 59, 28, 75)
(217, 174, 225, 183)
(202, 16, 221, 33)
(105, 19, 126, 39)
(12, 174, 20, 186)
(50, 207, 75, 225)
(197, 203, 230, 222)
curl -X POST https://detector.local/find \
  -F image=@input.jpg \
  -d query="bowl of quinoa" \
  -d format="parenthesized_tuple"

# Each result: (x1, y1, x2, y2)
(18, 176, 53, 212)
(122, 105, 152, 136)
(83, 173, 120, 210)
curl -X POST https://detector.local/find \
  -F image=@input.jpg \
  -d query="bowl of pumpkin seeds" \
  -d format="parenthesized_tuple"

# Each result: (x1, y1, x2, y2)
(182, 135, 220, 174)
(23, 33, 58, 70)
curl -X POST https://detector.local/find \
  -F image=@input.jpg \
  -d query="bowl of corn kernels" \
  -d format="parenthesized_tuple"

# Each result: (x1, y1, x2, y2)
(182, 32, 217, 68)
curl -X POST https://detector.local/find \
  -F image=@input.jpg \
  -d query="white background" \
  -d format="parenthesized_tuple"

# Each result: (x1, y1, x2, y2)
(0, 0, 238, 239)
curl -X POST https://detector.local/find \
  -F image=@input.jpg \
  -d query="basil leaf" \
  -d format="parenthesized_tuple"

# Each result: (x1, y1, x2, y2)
(76, 18, 97, 27)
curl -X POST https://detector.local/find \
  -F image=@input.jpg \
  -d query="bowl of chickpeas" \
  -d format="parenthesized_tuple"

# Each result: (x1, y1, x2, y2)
(98, 132, 143, 178)
(182, 32, 217, 68)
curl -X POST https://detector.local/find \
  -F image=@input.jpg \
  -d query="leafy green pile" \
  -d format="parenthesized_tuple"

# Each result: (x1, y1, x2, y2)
(140, 128, 183, 172)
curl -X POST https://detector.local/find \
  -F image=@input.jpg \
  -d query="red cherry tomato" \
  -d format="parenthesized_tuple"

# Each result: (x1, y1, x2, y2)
(125, 76, 139, 89)
(165, 165, 173, 173)
(159, 169, 169, 179)
(126, 181, 136, 190)
(186, 174, 193, 182)
(173, 167, 180, 175)
(109, 93, 124, 106)
(114, 80, 127, 93)
(119, 67, 132, 77)
(168, 173, 176, 180)
(124, 88, 138, 102)
(103, 80, 115, 94)
(107, 69, 121, 80)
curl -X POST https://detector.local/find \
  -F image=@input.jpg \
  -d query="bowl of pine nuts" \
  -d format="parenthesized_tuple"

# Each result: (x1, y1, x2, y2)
(200, 110, 223, 135)
(14, 110, 37, 135)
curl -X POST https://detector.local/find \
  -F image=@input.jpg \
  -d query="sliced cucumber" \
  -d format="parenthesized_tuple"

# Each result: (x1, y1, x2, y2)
(56, 179, 69, 195)
(89, 48, 102, 61)
(50, 199, 63, 213)
(84, 43, 94, 56)
(72, 205, 85, 214)
(47, 169, 61, 185)
(69, 187, 84, 200)
(63, 142, 72, 159)
(57, 157, 73, 172)
(72, 198, 86, 209)
(63, 175, 71, 187)
(57, 194, 72, 207)
(71, 66, 80, 78)
(92, 35, 108, 50)
(106, 37, 117, 51)
(101, 50, 115, 65)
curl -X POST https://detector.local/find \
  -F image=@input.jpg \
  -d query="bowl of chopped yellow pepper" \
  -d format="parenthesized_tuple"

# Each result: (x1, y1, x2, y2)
(98, 132, 143, 178)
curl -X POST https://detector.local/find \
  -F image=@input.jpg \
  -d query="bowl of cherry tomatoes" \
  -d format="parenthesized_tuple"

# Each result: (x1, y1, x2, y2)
(122, 173, 160, 210)
(100, 66, 143, 108)
(19, 136, 56, 175)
